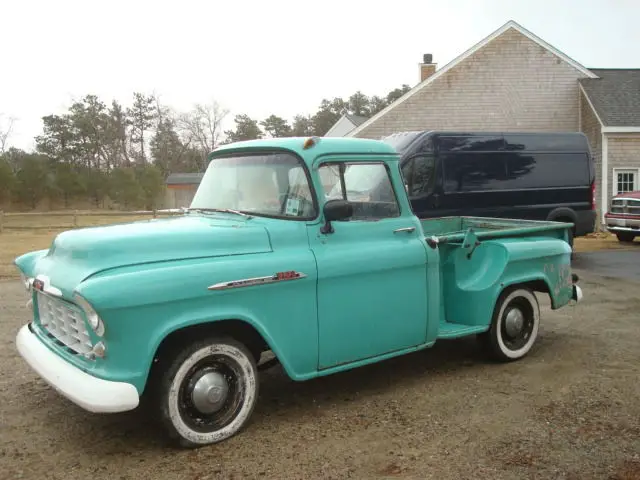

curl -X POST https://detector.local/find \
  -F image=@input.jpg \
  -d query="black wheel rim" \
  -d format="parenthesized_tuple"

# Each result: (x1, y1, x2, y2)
(178, 354, 245, 433)
(500, 297, 535, 351)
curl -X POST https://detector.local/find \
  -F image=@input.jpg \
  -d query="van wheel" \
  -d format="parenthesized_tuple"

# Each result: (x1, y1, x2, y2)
(157, 336, 259, 448)
(480, 287, 540, 362)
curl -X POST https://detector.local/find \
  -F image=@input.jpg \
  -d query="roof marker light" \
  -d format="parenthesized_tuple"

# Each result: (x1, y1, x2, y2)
(303, 137, 320, 149)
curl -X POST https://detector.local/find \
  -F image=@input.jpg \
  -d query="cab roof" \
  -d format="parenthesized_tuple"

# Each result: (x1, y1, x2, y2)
(209, 136, 398, 164)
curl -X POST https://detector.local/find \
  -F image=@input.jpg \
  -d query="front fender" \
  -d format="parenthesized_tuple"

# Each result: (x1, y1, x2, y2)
(75, 251, 319, 393)
(146, 308, 300, 382)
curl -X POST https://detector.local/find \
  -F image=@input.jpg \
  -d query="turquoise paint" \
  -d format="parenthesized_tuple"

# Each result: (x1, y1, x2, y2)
(13, 136, 579, 396)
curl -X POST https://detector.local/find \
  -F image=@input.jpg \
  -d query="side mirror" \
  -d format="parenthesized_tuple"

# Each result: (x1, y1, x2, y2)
(320, 199, 353, 234)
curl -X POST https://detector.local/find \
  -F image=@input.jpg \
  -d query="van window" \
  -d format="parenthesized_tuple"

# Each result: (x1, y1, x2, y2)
(403, 155, 436, 196)
(438, 135, 505, 152)
(443, 153, 507, 192)
(503, 134, 587, 152)
(504, 153, 589, 188)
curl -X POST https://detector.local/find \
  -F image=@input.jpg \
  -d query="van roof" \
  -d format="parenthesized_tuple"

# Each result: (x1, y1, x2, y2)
(383, 130, 590, 155)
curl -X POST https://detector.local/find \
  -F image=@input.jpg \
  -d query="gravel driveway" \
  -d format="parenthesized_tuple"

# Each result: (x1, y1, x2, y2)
(1, 269, 639, 480)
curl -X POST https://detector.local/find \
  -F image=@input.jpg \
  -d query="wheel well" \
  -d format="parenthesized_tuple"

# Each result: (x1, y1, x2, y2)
(152, 320, 270, 367)
(519, 279, 554, 308)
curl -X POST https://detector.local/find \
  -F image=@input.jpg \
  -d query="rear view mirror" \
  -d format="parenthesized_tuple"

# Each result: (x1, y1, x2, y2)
(321, 199, 353, 234)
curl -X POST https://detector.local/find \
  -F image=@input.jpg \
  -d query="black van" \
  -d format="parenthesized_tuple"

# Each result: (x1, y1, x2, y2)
(371, 130, 596, 244)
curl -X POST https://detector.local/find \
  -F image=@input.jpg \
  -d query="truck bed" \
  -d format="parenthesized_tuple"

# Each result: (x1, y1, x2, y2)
(420, 216, 572, 244)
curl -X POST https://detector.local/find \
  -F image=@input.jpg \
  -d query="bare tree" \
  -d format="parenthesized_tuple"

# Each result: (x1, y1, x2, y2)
(179, 100, 229, 158)
(0, 114, 16, 154)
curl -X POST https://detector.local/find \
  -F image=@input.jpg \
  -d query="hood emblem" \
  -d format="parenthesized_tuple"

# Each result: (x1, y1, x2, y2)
(208, 271, 307, 291)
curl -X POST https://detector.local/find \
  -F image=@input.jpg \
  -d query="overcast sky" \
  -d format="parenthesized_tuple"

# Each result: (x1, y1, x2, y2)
(2, 0, 639, 151)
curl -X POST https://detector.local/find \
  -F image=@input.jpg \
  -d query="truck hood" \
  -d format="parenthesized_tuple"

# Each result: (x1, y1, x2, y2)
(29, 215, 272, 297)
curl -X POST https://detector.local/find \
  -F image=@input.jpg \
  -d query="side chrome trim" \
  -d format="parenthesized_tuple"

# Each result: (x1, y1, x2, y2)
(208, 271, 308, 291)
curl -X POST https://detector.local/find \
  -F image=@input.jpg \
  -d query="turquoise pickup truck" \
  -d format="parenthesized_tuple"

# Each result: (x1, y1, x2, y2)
(14, 136, 583, 448)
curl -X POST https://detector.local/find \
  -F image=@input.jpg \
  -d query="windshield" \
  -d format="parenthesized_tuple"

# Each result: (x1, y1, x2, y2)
(190, 152, 317, 219)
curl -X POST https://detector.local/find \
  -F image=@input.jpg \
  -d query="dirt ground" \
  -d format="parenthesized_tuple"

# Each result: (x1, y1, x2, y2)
(1, 267, 639, 480)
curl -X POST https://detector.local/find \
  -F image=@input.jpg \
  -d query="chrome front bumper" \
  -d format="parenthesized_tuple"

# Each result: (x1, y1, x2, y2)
(16, 324, 139, 413)
(605, 215, 640, 233)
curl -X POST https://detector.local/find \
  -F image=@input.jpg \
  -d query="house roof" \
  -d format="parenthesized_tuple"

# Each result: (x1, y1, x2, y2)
(166, 172, 204, 185)
(344, 114, 369, 127)
(580, 69, 640, 127)
(347, 20, 597, 138)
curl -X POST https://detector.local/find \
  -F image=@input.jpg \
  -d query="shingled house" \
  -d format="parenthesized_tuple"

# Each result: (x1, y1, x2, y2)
(324, 114, 369, 137)
(342, 20, 640, 226)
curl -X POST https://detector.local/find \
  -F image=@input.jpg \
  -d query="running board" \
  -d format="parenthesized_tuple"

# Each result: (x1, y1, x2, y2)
(437, 322, 489, 339)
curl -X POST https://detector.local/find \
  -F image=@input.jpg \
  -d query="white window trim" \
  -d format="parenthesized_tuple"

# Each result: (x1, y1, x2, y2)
(612, 167, 640, 196)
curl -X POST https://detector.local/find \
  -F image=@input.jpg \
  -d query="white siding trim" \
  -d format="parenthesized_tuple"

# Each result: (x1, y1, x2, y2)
(612, 167, 640, 196)
(578, 85, 582, 130)
(601, 133, 608, 224)
(324, 115, 357, 137)
(347, 20, 598, 138)
(578, 84, 605, 127)
(602, 126, 640, 133)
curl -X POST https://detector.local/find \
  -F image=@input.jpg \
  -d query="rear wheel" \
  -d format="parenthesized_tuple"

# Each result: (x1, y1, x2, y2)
(480, 287, 540, 362)
(156, 336, 259, 448)
(616, 232, 636, 243)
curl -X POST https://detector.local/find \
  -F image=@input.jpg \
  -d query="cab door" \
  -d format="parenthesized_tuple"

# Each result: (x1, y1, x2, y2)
(308, 159, 429, 370)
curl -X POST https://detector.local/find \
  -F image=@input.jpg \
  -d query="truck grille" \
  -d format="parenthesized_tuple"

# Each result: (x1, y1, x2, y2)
(36, 292, 93, 355)
(610, 198, 640, 215)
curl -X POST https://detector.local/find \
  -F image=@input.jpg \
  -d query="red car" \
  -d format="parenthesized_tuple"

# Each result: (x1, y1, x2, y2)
(604, 191, 640, 243)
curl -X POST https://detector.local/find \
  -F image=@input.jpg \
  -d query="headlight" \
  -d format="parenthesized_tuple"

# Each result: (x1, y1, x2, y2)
(73, 293, 105, 337)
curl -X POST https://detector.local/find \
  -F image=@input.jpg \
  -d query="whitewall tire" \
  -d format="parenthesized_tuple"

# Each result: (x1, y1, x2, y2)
(482, 287, 540, 362)
(157, 336, 259, 448)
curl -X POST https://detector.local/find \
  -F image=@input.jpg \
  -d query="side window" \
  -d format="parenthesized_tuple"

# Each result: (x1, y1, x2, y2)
(504, 153, 590, 189)
(443, 153, 507, 192)
(409, 155, 436, 196)
(400, 159, 414, 193)
(319, 162, 400, 220)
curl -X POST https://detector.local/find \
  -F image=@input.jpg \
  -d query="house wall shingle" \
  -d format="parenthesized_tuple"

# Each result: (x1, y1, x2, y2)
(579, 92, 603, 226)
(355, 28, 590, 139)
(607, 135, 640, 209)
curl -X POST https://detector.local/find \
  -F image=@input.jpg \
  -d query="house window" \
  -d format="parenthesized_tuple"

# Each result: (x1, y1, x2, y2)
(613, 168, 640, 196)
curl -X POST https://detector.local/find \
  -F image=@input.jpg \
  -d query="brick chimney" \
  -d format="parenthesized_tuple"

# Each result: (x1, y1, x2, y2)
(419, 53, 436, 82)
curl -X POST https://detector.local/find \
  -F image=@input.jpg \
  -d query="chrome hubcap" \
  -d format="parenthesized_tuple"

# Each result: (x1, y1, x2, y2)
(504, 307, 525, 338)
(191, 371, 230, 414)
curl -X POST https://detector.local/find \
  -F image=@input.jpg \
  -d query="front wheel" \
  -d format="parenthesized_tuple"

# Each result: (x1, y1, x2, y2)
(480, 287, 540, 362)
(616, 232, 636, 243)
(157, 336, 259, 448)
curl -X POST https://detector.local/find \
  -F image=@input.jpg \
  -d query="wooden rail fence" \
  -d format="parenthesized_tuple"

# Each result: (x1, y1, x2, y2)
(0, 209, 183, 233)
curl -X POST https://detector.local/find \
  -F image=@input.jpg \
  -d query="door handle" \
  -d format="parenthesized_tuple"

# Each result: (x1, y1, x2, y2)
(393, 227, 416, 234)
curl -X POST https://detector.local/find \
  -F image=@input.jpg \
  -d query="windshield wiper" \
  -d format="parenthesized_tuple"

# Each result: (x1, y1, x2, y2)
(186, 207, 253, 219)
